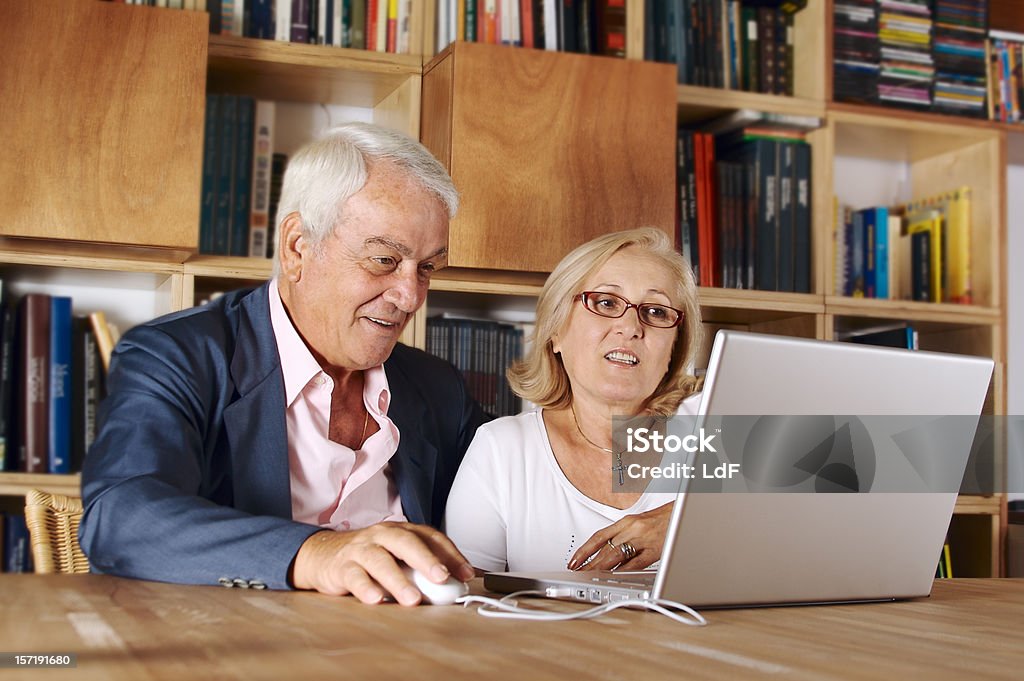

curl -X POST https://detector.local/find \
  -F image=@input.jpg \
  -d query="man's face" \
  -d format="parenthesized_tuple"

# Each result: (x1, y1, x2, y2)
(278, 161, 449, 373)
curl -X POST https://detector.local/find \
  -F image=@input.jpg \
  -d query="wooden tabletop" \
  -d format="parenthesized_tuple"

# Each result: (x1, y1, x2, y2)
(2, 575, 1022, 680)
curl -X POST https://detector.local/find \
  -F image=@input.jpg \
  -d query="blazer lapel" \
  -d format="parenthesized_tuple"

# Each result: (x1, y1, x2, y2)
(223, 283, 292, 519)
(386, 365, 437, 526)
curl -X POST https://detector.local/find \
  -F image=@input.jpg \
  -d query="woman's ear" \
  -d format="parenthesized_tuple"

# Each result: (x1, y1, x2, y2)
(551, 333, 561, 354)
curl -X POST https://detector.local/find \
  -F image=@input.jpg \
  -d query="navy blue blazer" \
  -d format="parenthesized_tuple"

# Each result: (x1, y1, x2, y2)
(79, 282, 487, 589)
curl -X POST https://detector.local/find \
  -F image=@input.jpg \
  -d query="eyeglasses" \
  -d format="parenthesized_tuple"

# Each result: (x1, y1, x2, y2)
(578, 291, 684, 329)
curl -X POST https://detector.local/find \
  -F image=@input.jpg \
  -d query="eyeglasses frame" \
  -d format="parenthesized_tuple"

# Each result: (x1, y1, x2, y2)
(577, 291, 684, 329)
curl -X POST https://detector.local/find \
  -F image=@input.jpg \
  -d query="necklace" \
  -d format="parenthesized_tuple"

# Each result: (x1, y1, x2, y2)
(570, 405, 626, 486)
(359, 409, 370, 447)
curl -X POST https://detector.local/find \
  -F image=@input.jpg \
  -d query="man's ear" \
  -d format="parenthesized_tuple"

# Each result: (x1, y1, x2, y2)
(278, 212, 306, 282)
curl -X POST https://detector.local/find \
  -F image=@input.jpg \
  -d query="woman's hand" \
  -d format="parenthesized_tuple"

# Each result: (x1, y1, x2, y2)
(567, 502, 674, 571)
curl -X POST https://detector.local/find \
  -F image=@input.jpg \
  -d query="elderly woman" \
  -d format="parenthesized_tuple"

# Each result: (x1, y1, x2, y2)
(445, 227, 703, 573)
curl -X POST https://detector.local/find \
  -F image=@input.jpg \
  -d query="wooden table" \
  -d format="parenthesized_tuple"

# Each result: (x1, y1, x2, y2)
(2, 575, 1022, 680)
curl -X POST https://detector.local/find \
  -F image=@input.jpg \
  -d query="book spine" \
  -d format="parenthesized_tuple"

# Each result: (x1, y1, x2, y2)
(213, 94, 238, 256)
(776, 142, 795, 292)
(249, 101, 276, 258)
(3, 513, 33, 573)
(755, 139, 777, 291)
(874, 206, 890, 299)
(48, 296, 72, 474)
(792, 142, 811, 294)
(230, 96, 255, 258)
(0, 293, 13, 471)
(17, 294, 50, 473)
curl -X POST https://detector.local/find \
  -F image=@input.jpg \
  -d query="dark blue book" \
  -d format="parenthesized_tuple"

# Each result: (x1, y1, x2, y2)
(48, 296, 72, 474)
(792, 142, 812, 293)
(213, 94, 238, 256)
(230, 96, 255, 258)
(249, 0, 274, 38)
(3, 513, 33, 573)
(0, 281, 13, 471)
(199, 94, 221, 255)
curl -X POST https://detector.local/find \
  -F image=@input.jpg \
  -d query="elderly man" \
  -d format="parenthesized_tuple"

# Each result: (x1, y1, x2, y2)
(80, 123, 486, 606)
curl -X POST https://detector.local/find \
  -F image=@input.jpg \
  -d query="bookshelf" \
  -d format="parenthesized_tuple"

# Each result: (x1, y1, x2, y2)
(0, 0, 1010, 576)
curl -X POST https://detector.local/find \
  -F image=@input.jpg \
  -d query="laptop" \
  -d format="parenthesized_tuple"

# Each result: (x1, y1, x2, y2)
(484, 330, 994, 608)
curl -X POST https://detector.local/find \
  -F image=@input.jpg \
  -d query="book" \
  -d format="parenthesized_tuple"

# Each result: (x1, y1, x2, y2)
(2, 513, 33, 573)
(48, 296, 72, 474)
(249, 100, 276, 258)
(839, 323, 917, 350)
(0, 281, 13, 470)
(70, 317, 103, 472)
(906, 209, 943, 302)
(89, 311, 116, 374)
(230, 96, 255, 257)
(16, 293, 50, 473)
(792, 141, 812, 293)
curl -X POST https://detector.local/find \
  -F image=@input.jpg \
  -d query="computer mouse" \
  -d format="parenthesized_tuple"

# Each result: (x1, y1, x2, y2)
(401, 564, 469, 605)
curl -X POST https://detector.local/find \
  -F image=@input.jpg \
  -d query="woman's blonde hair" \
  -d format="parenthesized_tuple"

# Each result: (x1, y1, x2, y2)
(508, 227, 702, 415)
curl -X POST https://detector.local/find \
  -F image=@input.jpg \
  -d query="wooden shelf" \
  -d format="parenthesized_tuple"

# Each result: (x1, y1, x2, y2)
(206, 34, 422, 106)
(0, 473, 80, 498)
(825, 297, 1001, 326)
(430, 268, 547, 296)
(829, 101, 1002, 133)
(184, 255, 273, 281)
(677, 85, 826, 125)
(0, 242, 183, 275)
(954, 494, 1004, 516)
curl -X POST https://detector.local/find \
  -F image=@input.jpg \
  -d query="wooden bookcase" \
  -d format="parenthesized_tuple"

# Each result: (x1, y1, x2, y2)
(0, 0, 1009, 576)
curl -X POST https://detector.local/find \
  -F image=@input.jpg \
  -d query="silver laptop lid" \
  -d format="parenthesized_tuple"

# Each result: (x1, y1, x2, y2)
(652, 330, 993, 606)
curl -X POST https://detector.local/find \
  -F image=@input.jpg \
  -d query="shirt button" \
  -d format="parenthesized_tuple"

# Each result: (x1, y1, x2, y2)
(341, 521, 351, 530)
(315, 376, 325, 386)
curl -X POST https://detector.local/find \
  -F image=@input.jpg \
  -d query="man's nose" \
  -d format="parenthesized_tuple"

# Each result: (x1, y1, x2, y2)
(382, 266, 426, 313)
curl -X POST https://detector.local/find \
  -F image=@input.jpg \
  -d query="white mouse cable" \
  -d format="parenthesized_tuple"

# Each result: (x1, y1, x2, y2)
(455, 591, 707, 626)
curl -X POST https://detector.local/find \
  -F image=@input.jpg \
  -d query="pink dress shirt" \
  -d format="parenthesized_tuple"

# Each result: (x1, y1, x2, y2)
(268, 280, 406, 531)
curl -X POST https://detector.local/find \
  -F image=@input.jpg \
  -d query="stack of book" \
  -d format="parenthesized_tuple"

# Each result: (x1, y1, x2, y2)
(0, 285, 108, 475)
(878, 0, 934, 109)
(678, 110, 817, 292)
(644, 0, 807, 93)
(932, 0, 988, 117)
(198, 95, 277, 258)
(986, 30, 1024, 122)
(832, 186, 972, 304)
(833, 0, 881, 104)
(425, 315, 528, 418)
(435, 0, 626, 56)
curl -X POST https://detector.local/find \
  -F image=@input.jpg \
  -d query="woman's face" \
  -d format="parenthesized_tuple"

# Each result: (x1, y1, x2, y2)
(552, 247, 682, 414)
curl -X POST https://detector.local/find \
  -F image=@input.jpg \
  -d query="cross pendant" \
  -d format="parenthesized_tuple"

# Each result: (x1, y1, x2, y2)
(612, 452, 625, 486)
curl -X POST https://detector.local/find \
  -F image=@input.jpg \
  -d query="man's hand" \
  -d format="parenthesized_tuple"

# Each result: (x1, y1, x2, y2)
(290, 522, 475, 605)
(567, 503, 674, 571)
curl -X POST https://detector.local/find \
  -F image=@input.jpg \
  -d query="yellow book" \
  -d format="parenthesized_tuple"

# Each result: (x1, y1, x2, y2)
(88, 311, 116, 373)
(945, 187, 972, 304)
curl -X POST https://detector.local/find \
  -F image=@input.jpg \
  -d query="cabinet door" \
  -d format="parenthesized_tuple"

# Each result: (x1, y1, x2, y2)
(0, 0, 207, 253)
(422, 42, 677, 272)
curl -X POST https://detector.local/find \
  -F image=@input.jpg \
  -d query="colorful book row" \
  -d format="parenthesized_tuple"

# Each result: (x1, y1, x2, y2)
(0, 287, 107, 475)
